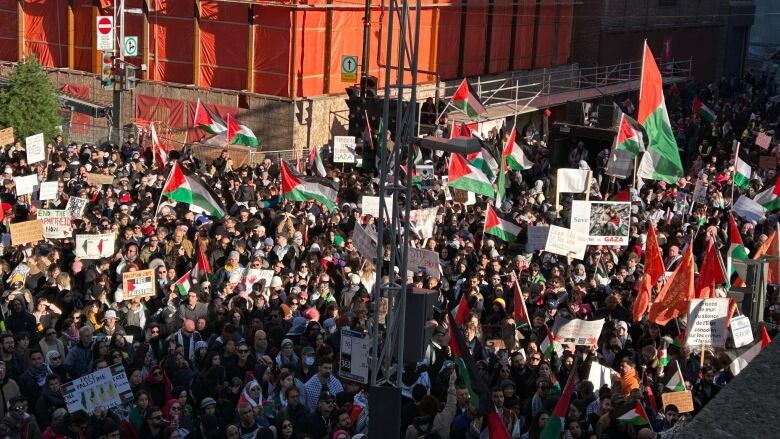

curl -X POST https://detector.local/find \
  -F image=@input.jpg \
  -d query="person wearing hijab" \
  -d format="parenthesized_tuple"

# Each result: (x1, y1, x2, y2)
(45, 350, 69, 383)
(238, 380, 263, 408)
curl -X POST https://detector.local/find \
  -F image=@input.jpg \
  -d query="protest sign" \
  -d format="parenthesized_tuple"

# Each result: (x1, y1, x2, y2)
(122, 269, 155, 298)
(9, 220, 44, 246)
(0, 127, 13, 146)
(604, 148, 633, 179)
(759, 155, 776, 170)
(14, 174, 38, 196)
(361, 195, 393, 219)
(38, 181, 58, 201)
(441, 176, 453, 201)
(228, 267, 244, 284)
(75, 233, 116, 259)
(66, 197, 89, 219)
(407, 247, 440, 278)
(352, 222, 377, 260)
(587, 363, 616, 389)
(88, 173, 115, 186)
(242, 269, 274, 290)
(415, 164, 435, 190)
(339, 328, 370, 384)
(729, 315, 753, 348)
(25, 133, 45, 164)
(37, 209, 73, 239)
(544, 225, 587, 259)
(63, 364, 133, 414)
(571, 201, 630, 246)
(755, 131, 772, 150)
(692, 180, 708, 205)
(409, 207, 438, 239)
(526, 226, 550, 253)
(686, 298, 729, 347)
(552, 317, 605, 346)
(661, 390, 694, 413)
(333, 136, 357, 163)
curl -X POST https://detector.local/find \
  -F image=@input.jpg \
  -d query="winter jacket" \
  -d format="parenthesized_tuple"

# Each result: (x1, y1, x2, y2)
(64, 341, 93, 379)
(0, 378, 21, 419)
(1, 412, 42, 439)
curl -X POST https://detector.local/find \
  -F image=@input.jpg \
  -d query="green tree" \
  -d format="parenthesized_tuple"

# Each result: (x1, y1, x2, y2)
(0, 57, 61, 142)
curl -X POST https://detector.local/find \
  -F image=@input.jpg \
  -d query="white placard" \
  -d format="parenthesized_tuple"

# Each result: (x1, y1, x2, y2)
(75, 233, 116, 259)
(66, 197, 89, 219)
(339, 328, 369, 384)
(686, 298, 729, 347)
(730, 315, 753, 348)
(552, 317, 605, 346)
(544, 225, 587, 260)
(409, 207, 438, 239)
(526, 226, 550, 253)
(333, 136, 357, 163)
(571, 201, 631, 246)
(38, 181, 58, 201)
(62, 364, 132, 414)
(693, 180, 708, 205)
(441, 176, 452, 201)
(25, 133, 45, 164)
(243, 269, 274, 290)
(14, 174, 39, 196)
(352, 222, 377, 260)
(587, 362, 616, 389)
(361, 195, 394, 219)
(37, 209, 73, 239)
(407, 247, 440, 278)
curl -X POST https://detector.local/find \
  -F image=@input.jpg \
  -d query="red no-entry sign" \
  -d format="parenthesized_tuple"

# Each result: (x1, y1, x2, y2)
(97, 17, 112, 35)
(96, 16, 114, 51)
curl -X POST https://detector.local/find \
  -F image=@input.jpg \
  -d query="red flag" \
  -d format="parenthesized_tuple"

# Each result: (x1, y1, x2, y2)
(453, 293, 470, 326)
(485, 412, 511, 439)
(633, 273, 652, 322)
(649, 244, 694, 325)
(643, 370, 658, 414)
(611, 188, 630, 201)
(512, 279, 532, 327)
(695, 238, 728, 299)
(751, 230, 779, 284)
(645, 223, 665, 286)
(725, 297, 738, 328)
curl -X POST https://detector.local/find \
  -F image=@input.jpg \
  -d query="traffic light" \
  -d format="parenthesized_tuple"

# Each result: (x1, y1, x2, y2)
(101, 51, 114, 89)
(124, 65, 137, 90)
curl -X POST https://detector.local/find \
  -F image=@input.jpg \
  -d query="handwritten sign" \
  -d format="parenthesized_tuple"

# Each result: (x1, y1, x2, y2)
(686, 298, 729, 347)
(9, 220, 44, 246)
(333, 136, 356, 163)
(66, 197, 89, 219)
(62, 364, 133, 414)
(38, 181, 58, 201)
(75, 233, 116, 259)
(759, 155, 776, 170)
(361, 195, 393, 220)
(242, 269, 274, 291)
(526, 226, 550, 252)
(37, 209, 72, 239)
(14, 174, 38, 196)
(544, 225, 587, 259)
(88, 173, 115, 186)
(122, 269, 155, 298)
(730, 315, 753, 348)
(25, 133, 45, 164)
(352, 222, 377, 260)
(407, 247, 440, 278)
(0, 127, 14, 146)
(661, 390, 694, 413)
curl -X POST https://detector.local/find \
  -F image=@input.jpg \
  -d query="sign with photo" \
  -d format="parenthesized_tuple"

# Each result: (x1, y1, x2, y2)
(37, 209, 73, 239)
(552, 316, 605, 346)
(415, 164, 435, 190)
(571, 201, 631, 246)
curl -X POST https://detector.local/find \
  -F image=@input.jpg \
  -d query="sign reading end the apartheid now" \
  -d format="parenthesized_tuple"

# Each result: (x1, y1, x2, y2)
(686, 298, 729, 348)
(37, 209, 73, 239)
(9, 220, 44, 246)
(729, 315, 753, 348)
(122, 269, 155, 299)
(63, 364, 133, 414)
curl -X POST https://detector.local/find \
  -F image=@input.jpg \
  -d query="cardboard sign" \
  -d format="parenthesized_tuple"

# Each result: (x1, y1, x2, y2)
(552, 317, 605, 346)
(755, 132, 772, 150)
(544, 225, 587, 259)
(730, 315, 753, 348)
(333, 136, 357, 163)
(63, 364, 133, 414)
(88, 173, 115, 186)
(352, 222, 377, 260)
(686, 298, 729, 347)
(0, 127, 14, 146)
(759, 155, 776, 170)
(75, 233, 116, 259)
(66, 197, 89, 219)
(122, 269, 156, 298)
(407, 247, 440, 278)
(14, 174, 39, 196)
(571, 201, 631, 246)
(692, 180, 708, 205)
(661, 390, 694, 413)
(361, 195, 394, 220)
(9, 220, 44, 246)
(526, 226, 550, 253)
(25, 133, 45, 164)
(37, 209, 73, 239)
(38, 181, 59, 201)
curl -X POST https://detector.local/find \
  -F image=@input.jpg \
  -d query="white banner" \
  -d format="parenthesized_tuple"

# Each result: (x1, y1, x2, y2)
(63, 364, 132, 414)
(553, 317, 605, 346)
(38, 181, 58, 201)
(407, 247, 440, 278)
(409, 207, 438, 239)
(14, 174, 38, 196)
(333, 136, 357, 163)
(556, 168, 591, 194)
(66, 197, 89, 219)
(37, 209, 73, 239)
(75, 233, 116, 259)
(544, 225, 587, 259)
(686, 298, 729, 347)
(730, 315, 753, 348)
(526, 226, 550, 253)
(25, 133, 45, 164)
(352, 222, 377, 261)
(361, 195, 394, 220)
(587, 362, 616, 389)
(571, 201, 631, 246)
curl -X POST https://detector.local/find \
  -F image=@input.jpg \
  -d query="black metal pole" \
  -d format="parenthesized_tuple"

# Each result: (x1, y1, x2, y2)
(360, 0, 372, 98)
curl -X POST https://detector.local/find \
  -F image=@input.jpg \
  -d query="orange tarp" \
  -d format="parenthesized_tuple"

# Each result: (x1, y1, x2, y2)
(23, 0, 68, 67)
(149, 0, 194, 84)
(134, 94, 238, 143)
(61, 84, 92, 135)
(253, 5, 291, 97)
(462, 0, 487, 77)
(488, 3, 513, 74)
(199, 0, 248, 90)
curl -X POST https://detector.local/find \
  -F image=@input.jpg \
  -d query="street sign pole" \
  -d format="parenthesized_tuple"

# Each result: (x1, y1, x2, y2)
(112, 0, 125, 143)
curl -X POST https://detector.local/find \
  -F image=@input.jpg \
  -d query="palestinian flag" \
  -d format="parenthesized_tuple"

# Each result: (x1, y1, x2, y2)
(727, 214, 749, 285)
(451, 78, 486, 120)
(226, 114, 260, 147)
(664, 361, 686, 391)
(193, 98, 227, 134)
(512, 279, 532, 327)
(448, 319, 487, 407)
(452, 293, 470, 326)
(540, 326, 561, 359)
(281, 160, 339, 211)
(192, 238, 212, 281)
(150, 123, 169, 169)
(484, 203, 521, 242)
(307, 145, 327, 178)
(729, 325, 771, 376)
(467, 147, 498, 181)
(485, 412, 511, 439)
(503, 127, 533, 171)
(540, 358, 578, 439)
(754, 174, 780, 212)
(161, 162, 227, 219)
(692, 96, 717, 123)
(174, 272, 192, 296)
(447, 153, 494, 198)
(657, 341, 670, 367)
(733, 155, 752, 189)
(637, 42, 683, 184)
(614, 113, 645, 156)
(615, 401, 651, 426)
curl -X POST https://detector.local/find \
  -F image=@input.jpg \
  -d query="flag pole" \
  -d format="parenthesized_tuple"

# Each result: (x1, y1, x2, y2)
(731, 141, 741, 202)
(154, 161, 175, 219)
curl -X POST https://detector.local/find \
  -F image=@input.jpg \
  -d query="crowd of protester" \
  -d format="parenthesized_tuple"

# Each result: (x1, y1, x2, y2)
(0, 69, 777, 439)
